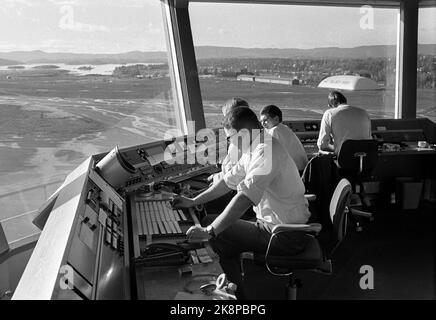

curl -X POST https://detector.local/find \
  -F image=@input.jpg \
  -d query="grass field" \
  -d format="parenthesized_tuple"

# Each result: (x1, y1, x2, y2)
(198, 77, 435, 127)
(0, 69, 434, 218)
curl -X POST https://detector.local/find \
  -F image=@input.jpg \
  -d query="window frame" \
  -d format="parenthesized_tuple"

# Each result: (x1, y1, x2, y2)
(168, 0, 424, 120)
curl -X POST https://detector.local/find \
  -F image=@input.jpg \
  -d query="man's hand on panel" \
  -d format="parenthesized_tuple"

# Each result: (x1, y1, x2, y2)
(170, 195, 195, 209)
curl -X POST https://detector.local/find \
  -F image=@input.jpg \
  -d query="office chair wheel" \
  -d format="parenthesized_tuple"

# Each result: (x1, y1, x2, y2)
(294, 279, 302, 288)
(286, 278, 302, 300)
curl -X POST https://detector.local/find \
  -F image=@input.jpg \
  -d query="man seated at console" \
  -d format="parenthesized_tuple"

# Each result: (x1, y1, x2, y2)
(172, 107, 310, 299)
(260, 104, 308, 172)
(209, 97, 250, 184)
(316, 91, 373, 209)
(317, 91, 372, 155)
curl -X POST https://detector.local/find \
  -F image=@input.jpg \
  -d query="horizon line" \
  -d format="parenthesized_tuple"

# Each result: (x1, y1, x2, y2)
(0, 43, 435, 55)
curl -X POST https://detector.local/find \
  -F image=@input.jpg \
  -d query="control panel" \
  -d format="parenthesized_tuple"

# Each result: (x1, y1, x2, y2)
(284, 118, 436, 158)
(14, 118, 436, 300)
(62, 167, 128, 300)
(120, 133, 223, 193)
(283, 120, 321, 158)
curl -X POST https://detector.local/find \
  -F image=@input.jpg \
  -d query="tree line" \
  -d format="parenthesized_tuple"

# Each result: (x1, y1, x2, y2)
(197, 56, 435, 89)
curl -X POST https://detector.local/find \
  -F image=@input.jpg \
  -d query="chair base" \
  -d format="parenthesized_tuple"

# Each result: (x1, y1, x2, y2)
(286, 275, 301, 300)
(349, 190, 374, 232)
(349, 206, 374, 232)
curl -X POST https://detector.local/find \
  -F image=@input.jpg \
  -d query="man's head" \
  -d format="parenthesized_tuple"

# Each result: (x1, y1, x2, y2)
(221, 97, 249, 116)
(223, 106, 261, 152)
(259, 105, 282, 129)
(328, 91, 347, 108)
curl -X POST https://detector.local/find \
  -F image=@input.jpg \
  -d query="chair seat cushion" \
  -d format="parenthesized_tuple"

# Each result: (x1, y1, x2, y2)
(253, 237, 323, 270)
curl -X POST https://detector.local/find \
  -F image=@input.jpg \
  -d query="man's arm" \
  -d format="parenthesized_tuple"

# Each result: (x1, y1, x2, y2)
(317, 110, 334, 152)
(172, 177, 231, 208)
(210, 193, 253, 235)
(185, 192, 253, 241)
(193, 177, 231, 205)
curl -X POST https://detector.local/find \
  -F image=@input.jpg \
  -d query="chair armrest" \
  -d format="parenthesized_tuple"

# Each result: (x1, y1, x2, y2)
(319, 150, 335, 156)
(271, 223, 322, 235)
(350, 207, 374, 220)
(305, 194, 316, 201)
(240, 252, 254, 261)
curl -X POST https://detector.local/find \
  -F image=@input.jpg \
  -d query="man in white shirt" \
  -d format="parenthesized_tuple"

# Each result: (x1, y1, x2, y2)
(260, 104, 308, 172)
(317, 91, 372, 154)
(205, 98, 256, 220)
(172, 107, 310, 299)
(210, 97, 249, 184)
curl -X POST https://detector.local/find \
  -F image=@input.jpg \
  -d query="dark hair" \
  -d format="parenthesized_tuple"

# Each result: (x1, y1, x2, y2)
(222, 97, 249, 115)
(223, 106, 261, 132)
(230, 97, 249, 108)
(260, 104, 282, 122)
(328, 91, 347, 106)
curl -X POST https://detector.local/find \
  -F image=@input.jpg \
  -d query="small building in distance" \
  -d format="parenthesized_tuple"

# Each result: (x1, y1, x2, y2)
(318, 75, 381, 91)
(237, 74, 300, 85)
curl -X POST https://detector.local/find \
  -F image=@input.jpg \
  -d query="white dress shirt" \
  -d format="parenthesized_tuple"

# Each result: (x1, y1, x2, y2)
(212, 143, 238, 187)
(267, 123, 308, 172)
(223, 132, 310, 225)
(317, 104, 372, 154)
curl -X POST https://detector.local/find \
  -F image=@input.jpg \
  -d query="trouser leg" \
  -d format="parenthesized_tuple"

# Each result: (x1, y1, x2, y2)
(202, 216, 272, 299)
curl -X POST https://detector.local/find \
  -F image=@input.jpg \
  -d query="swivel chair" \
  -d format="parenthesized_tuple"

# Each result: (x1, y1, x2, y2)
(241, 178, 352, 300)
(335, 139, 379, 231)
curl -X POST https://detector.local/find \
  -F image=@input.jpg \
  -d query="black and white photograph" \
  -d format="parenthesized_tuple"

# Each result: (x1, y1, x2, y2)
(0, 0, 435, 305)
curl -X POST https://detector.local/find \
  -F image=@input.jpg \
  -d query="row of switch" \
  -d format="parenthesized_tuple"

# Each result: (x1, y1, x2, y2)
(125, 163, 206, 189)
(105, 217, 124, 253)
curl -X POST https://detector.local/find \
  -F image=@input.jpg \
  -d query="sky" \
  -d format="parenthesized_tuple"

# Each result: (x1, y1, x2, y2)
(0, 0, 434, 53)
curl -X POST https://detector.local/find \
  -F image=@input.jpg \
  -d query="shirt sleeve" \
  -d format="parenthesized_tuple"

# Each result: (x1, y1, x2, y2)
(220, 154, 231, 174)
(223, 157, 246, 190)
(317, 110, 332, 151)
(366, 113, 372, 139)
(237, 143, 279, 206)
(212, 171, 223, 185)
(269, 127, 279, 139)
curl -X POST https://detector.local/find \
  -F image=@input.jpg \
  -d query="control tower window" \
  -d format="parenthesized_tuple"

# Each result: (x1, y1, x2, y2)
(189, 2, 399, 127)
(417, 6, 436, 123)
(0, 1, 180, 225)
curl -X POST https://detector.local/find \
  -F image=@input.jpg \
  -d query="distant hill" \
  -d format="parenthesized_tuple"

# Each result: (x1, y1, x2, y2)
(0, 58, 22, 66)
(0, 44, 434, 64)
(0, 50, 167, 65)
(193, 44, 436, 59)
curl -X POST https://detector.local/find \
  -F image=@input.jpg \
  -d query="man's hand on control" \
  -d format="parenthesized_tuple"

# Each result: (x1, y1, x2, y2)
(186, 225, 210, 242)
(171, 195, 195, 208)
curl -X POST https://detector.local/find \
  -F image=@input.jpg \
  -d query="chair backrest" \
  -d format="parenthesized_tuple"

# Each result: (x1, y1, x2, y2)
(337, 139, 379, 175)
(329, 178, 352, 254)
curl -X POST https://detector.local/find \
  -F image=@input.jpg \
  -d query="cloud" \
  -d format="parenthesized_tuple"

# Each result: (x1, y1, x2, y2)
(146, 22, 162, 35)
(218, 28, 229, 35)
(4, 0, 33, 5)
(48, 0, 158, 8)
(59, 22, 109, 32)
(57, 5, 109, 32)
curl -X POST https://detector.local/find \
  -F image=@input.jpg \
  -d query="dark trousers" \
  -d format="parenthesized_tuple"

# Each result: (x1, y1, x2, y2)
(201, 215, 272, 299)
(202, 215, 309, 299)
(302, 153, 339, 231)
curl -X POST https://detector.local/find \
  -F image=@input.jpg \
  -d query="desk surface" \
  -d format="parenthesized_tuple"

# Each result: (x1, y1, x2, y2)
(136, 243, 223, 300)
(305, 144, 436, 159)
(380, 147, 436, 156)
